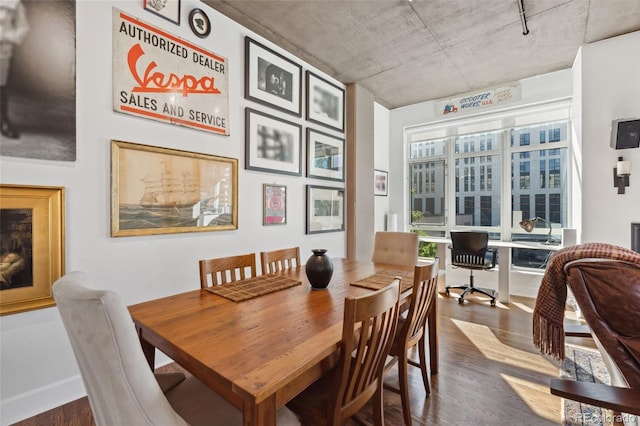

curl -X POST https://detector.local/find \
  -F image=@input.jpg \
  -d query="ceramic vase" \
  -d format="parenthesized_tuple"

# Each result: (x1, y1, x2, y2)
(305, 249, 333, 289)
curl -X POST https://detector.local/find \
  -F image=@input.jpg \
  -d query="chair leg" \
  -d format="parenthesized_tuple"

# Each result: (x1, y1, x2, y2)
(416, 335, 431, 395)
(397, 353, 412, 426)
(372, 384, 385, 426)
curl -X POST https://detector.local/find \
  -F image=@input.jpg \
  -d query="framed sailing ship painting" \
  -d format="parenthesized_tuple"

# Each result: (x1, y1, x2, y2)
(111, 140, 238, 237)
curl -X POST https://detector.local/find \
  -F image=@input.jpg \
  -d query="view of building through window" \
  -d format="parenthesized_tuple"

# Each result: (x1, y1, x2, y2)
(408, 116, 569, 269)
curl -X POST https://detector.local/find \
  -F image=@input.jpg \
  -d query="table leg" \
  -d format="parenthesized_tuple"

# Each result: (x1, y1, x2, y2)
(244, 395, 277, 426)
(136, 325, 156, 370)
(498, 246, 510, 304)
(428, 297, 438, 374)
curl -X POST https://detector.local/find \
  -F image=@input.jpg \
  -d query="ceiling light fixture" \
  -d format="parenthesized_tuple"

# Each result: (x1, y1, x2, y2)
(517, 0, 530, 35)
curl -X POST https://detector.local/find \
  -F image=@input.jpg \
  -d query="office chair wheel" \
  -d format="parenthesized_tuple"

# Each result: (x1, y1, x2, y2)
(445, 288, 450, 296)
(490, 299, 496, 307)
(458, 297, 464, 304)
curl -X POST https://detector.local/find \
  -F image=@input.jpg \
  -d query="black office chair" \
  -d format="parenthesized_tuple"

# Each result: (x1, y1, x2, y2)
(445, 231, 497, 306)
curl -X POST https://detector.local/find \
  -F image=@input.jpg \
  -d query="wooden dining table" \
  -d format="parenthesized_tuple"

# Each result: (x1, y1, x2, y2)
(128, 258, 438, 426)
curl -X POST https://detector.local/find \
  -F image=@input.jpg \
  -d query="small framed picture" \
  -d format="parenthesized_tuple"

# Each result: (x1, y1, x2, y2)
(0, 184, 65, 316)
(245, 108, 302, 176)
(306, 71, 345, 132)
(188, 8, 210, 38)
(263, 184, 287, 225)
(307, 128, 344, 182)
(143, 0, 180, 25)
(374, 170, 388, 196)
(245, 37, 302, 117)
(306, 185, 345, 234)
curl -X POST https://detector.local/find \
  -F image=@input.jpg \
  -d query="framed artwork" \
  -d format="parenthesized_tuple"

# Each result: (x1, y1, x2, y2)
(144, 0, 181, 25)
(111, 140, 238, 237)
(245, 108, 302, 176)
(0, 184, 65, 316)
(245, 37, 302, 117)
(307, 128, 344, 182)
(306, 185, 345, 234)
(188, 8, 210, 38)
(263, 184, 287, 225)
(374, 169, 388, 196)
(306, 71, 345, 132)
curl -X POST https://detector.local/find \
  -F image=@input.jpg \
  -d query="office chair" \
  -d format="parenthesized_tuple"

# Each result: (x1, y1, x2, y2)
(445, 231, 497, 306)
(371, 231, 419, 267)
(550, 259, 640, 420)
(287, 279, 401, 425)
(53, 271, 300, 426)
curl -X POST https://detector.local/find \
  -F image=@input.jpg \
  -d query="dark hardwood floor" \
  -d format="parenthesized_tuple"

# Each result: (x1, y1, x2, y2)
(12, 293, 589, 426)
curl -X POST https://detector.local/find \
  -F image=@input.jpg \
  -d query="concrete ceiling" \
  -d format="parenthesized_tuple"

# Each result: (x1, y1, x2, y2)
(202, 0, 640, 109)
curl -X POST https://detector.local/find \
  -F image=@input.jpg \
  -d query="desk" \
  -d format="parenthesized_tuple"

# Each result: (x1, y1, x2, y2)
(128, 259, 437, 426)
(420, 237, 563, 303)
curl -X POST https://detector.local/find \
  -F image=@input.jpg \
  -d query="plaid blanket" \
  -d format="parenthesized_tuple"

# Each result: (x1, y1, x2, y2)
(533, 242, 640, 360)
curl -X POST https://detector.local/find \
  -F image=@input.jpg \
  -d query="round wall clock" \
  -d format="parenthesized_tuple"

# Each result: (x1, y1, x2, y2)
(189, 8, 211, 38)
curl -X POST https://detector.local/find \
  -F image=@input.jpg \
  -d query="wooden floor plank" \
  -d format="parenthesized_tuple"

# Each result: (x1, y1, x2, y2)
(11, 294, 590, 426)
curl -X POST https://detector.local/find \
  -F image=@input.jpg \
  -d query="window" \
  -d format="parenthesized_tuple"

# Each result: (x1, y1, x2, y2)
(407, 107, 570, 269)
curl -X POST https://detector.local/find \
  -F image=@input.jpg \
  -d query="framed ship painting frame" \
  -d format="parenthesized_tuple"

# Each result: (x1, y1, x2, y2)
(263, 183, 287, 225)
(0, 184, 65, 316)
(111, 140, 238, 237)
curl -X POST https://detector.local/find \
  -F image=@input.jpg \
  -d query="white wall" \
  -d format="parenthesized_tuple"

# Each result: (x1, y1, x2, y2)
(0, 2, 346, 424)
(578, 31, 640, 246)
(374, 102, 390, 232)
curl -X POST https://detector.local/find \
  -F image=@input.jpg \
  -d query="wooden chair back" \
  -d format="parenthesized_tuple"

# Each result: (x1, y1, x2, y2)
(331, 279, 401, 424)
(371, 231, 419, 267)
(260, 247, 301, 275)
(401, 259, 440, 348)
(199, 253, 257, 288)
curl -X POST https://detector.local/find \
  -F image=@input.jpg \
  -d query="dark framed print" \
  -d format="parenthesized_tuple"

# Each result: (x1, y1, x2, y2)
(374, 169, 388, 196)
(263, 184, 287, 225)
(306, 71, 345, 132)
(188, 8, 210, 38)
(245, 37, 302, 117)
(306, 185, 345, 234)
(245, 108, 302, 176)
(0, 184, 65, 316)
(111, 140, 238, 237)
(143, 0, 180, 25)
(307, 128, 344, 181)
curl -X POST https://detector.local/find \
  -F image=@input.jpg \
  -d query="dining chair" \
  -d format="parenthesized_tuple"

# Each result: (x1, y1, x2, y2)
(445, 231, 497, 306)
(384, 259, 440, 426)
(260, 246, 301, 275)
(286, 279, 401, 425)
(371, 231, 419, 267)
(52, 271, 301, 426)
(199, 253, 257, 288)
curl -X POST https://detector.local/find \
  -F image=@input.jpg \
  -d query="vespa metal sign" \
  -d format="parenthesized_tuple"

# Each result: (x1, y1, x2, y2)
(113, 8, 229, 135)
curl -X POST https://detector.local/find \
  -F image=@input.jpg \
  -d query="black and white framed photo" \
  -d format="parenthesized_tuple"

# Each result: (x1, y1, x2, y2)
(306, 185, 345, 234)
(245, 37, 302, 117)
(245, 108, 302, 176)
(188, 8, 210, 38)
(306, 71, 345, 132)
(307, 128, 344, 182)
(374, 169, 388, 196)
(143, 0, 180, 25)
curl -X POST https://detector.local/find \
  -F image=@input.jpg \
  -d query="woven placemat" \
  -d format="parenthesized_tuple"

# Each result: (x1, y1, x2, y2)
(205, 275, 301, 302)
(351, 271, 414, 293)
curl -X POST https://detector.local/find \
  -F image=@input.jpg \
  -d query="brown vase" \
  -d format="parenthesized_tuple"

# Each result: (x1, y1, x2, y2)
(305, 249, 333, 290)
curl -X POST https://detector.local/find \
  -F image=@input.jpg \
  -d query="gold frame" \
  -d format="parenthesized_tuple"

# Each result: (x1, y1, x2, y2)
(0, 184, 65, 316)
(111, 140, 239, 237)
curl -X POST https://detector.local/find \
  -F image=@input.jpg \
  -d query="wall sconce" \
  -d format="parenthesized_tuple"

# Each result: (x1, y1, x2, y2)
(519, 217, 558, 245)
(613, 156, 630, 194)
